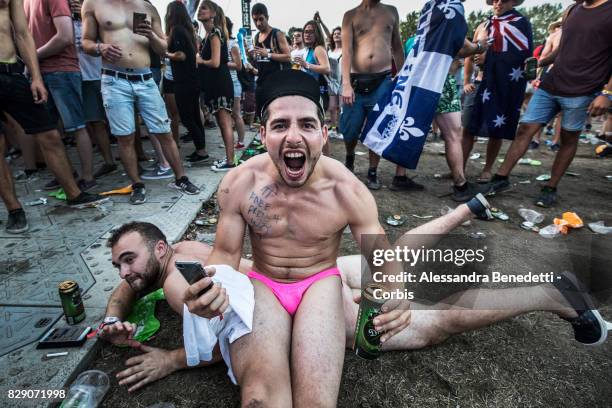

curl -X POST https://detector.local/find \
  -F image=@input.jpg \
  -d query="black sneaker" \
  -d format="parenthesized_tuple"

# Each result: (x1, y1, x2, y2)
(366, 176, 381, 190)
(466, 193, 493, 220)
(211, 159, 236, 172)
(44, 171, 78, 191)
(77, 179, 97, 192)
(67, 192, 110, 209)
(6, 209, 29, 234)
(93, 163, 118, 179)
(181, 132, 193, 142)
(553, 272, 611, 346)
(535, 186, 557, 208)
(483, 176, 511, 196)
(452, 182, 488, 202)
(389, 176, 424, 192)
(170, 177, 201, 195)
(130, 184, 147, 205)
(186, 152, 211, 164)
(204, 120, 217, 129)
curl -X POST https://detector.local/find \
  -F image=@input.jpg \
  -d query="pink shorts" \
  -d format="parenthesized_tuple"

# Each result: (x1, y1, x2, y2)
(248, 267, 341, 316)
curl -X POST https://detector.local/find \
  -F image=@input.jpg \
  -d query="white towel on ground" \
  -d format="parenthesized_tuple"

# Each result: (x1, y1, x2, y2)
(182, 264, 254, 384)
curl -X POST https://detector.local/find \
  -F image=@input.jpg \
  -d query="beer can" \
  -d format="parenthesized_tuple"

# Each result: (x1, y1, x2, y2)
(59, 280, 86, 325)
(353, 284, 386, 360)
(524, 57, 538, 81)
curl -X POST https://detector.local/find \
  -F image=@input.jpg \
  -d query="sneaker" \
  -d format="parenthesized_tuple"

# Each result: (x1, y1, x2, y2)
(93, 163, 118, 179)
(550, 143, 561, 152)
(77, 179, 97, 192)
(466, 193, 493, 220)
(14, 170, 39, 183)
(143, 160, 159, 171)
(44, 171, 78, 191)
(544, 139, 554, 147)
(451, 182, 487, 202)
(181, 132, 193, 142)
(366, 176, 381, 190)
(483, 176, 511, 196)
(129, 184, 147, 205)
(235, 142, 245, 150)
(535, 186, 557, 208)
(141, 165, 174, 180)
(204, 120, 217, 129)
(211, 159, 236, 172)
(553, 272, 611, 346)
(67, 192, 110, 209)
(6, 209, 29, 234)
(170, 176, 200, 195)
(528, 141, 540, 150)
(186, 152, 211, 164)
(389, 176, 424, 192)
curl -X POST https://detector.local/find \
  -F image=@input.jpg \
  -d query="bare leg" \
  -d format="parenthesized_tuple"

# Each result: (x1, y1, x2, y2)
(480, 138, 502, 180)
(547, 128, 579, 188)
(116, 134, 142, 184)
(73, 127, 94, 182)
(0, 133, 21, 211)
(231, 97, 245, 144)
(87, 121, 114, 165)
(497, 123, 543, 176)
(230, 280, 292, 407)
(164, 92, 180, 145)
(329, 95, 339, 130)
(215, 109, 235, 164)
(154, 132, 185, 179)
(149, 135, 170, 168)
(461, 128, 475, 169)
(34, 129, 81, 199)
(436, 112, 466, 185)
(292, 275, 345, 408)
(552, 113, 562, 145)
(368, 149, 380, 170)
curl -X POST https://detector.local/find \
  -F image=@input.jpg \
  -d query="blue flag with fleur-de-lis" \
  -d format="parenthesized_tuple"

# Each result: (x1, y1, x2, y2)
(361, 0, 467, 169)
(467, 9, 533, 140)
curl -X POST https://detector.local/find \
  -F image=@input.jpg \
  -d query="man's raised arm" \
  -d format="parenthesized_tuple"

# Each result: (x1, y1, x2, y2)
(9, 0, 47, 103)
(390, 6, 404, 72)
(341, 9, 355, 105)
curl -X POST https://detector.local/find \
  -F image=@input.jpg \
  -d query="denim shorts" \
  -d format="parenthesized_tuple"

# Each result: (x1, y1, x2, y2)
(100, 74, 171, 136)
(339, 77, 394, 141)
(520, 88, 595, 132)
(82, 80, 106, 123)
(232, 78, 242, 98)
(43, 71, 86, 132)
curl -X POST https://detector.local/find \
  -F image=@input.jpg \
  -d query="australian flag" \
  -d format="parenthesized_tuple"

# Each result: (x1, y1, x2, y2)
(468, 9, 533, 140)
(361, 0, 467, 169)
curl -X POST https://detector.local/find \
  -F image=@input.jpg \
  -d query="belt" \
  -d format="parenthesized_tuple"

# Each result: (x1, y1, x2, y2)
(102, 68, 153, 82)
(0, 62, 24, 74)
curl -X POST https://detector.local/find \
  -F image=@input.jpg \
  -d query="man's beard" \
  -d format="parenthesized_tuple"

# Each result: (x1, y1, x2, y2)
(128, 255, 161, 292)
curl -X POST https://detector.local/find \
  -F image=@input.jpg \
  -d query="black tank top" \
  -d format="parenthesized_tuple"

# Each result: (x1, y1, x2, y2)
(255, 28, 289, 85)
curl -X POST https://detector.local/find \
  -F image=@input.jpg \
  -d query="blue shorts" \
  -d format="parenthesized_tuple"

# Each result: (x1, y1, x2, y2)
(232, 78, 242, 98)
(339, 77, 394, 141)
(43, 71, 86, 132)
(100, 70, 171, 136)
(520, 88, 595, 132)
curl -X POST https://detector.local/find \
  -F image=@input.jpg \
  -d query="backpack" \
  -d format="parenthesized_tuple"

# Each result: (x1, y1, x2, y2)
(255, 28, 291, 71)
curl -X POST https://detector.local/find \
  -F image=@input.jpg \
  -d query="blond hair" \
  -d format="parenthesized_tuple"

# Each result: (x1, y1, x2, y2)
(201, 0, 228, 42)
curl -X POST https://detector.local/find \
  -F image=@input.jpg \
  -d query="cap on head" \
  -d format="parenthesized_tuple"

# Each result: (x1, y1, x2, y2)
(256, 70, 324, 118)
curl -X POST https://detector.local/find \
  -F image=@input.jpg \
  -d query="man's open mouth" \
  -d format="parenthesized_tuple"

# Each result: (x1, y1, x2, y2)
(283, 151, 306, 180)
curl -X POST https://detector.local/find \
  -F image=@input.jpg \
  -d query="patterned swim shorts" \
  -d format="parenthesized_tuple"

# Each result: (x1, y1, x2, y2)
(436, 74, 461, 114)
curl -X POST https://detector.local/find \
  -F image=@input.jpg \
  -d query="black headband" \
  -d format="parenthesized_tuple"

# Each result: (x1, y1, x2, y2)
(256, 69, 324, 117)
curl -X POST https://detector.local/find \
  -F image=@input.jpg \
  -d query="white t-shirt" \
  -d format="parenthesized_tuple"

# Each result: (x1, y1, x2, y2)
(73, 20, 102, 81)
(291, 47, 308, 61)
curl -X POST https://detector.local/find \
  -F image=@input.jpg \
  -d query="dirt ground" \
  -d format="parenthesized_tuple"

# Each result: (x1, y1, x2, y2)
(88, 127, 612, 408)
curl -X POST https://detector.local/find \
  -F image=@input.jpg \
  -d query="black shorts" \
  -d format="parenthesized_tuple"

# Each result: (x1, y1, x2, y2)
(0, 73, 57, 134)
(162, 77, 174, 94)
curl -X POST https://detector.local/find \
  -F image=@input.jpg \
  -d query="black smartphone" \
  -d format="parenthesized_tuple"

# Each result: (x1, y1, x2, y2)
(175, 261, 214, 296)
(133, 12, 147, 33)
